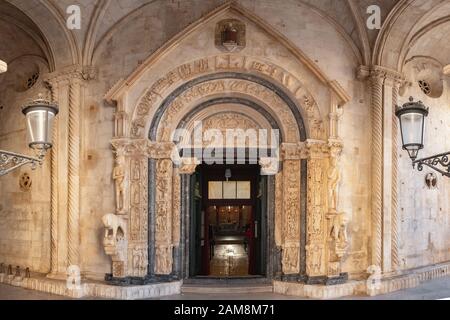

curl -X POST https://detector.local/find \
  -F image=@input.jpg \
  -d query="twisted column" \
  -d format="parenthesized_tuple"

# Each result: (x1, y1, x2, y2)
(370, 73, 383, 268)
(391, 82, 400, 270)
(50, 82, 59, 274)
(67, 78, 81, 267)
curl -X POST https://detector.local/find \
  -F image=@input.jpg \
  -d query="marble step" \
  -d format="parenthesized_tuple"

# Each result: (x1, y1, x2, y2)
(181, 283, 273, 294)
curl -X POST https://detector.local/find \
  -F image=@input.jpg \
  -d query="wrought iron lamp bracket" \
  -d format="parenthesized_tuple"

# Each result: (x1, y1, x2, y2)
(412, 151, 450, 177)
(0, 150, 43, 177)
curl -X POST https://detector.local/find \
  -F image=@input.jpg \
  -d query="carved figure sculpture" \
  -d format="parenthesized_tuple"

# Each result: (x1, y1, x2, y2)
(330, 212, 348, 243)
(327, 157, 340, 211)
(113, 156, 125, 213)
(102, 213, 126, 240)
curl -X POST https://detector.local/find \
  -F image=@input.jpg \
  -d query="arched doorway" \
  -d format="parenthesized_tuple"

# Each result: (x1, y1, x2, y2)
(103, 3, 351, 287)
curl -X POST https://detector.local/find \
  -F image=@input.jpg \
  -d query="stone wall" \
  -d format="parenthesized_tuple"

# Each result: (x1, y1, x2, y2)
(397, 74, 450, 270)
(0, 20, 51, 273)
(0, 0, 448, 284)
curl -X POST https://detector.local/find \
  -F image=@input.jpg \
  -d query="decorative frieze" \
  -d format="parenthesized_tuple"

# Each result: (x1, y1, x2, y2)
(128, 55, 324, 141)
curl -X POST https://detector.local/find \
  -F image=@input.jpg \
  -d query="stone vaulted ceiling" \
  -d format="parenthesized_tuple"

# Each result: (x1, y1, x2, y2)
(1, 0, 449, 72)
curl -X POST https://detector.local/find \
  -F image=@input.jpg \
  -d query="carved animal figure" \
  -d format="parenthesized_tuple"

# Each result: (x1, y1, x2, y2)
(102, 213, 126, 240)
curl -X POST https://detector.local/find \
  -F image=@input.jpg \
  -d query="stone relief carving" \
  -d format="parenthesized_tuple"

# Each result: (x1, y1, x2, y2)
(130, 55, 323, 140)
(104, 55, 351, 282)
(158, 78, 299, 143)
(306, 147, 327, 276)
(155, 245, 173, 275)
(178, 157, 200, 175)
(282, 245, 300, 275)
(131, 245, 147, 277)
(215, 19, 246, 53)
(172, 170, 181, 246)
(259, 157, 279, 175)
(155, 159, 174, 275)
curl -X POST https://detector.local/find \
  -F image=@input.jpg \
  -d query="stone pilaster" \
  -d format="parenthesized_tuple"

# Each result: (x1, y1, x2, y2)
(305, 140, 329, 278)
(391, 80, 401, 271)
(43, 66, 90, 278)
(370, 66, 404, 273)
(67, 77, 81, 267)
(48, 81, 59, 276)
(370, 69, 384, 270)
(279, 143, 302, 275)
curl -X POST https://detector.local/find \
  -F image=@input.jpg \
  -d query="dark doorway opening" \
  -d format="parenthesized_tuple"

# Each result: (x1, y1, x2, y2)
(189, 164, 266, 278)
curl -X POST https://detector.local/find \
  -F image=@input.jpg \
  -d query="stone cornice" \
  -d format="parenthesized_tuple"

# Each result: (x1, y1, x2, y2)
(329, 80, 350, 105)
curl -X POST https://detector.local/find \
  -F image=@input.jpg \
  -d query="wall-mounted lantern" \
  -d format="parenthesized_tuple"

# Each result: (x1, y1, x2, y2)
(0, 94, 59, 176)
(396, 97, 449, 177)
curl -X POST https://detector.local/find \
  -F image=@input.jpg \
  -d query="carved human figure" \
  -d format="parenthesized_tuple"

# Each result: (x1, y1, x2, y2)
(113, 156, 126, 213)
(330, 212, 348, 246)
(282, 247, 299, 274)
(132, 247, 143, 271)
(327, 157, 340, 212)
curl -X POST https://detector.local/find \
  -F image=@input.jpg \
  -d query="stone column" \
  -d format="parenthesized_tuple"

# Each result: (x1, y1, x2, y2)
(48, 80, 59, 276)
(370, 66, 404, 273)
(43, 66, 88, 279)
(370, 70, 384, 269)
(67, 77, 81, 267)
(176, 158, 199, 278)
(391, 80, 401, 271)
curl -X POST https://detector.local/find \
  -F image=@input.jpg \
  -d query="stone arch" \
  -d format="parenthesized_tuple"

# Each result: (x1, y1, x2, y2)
(373, 0, 449, 72)
(147, 73, 309, 143)
(103, 2, 350, 284)
(5, 0, 80, 69)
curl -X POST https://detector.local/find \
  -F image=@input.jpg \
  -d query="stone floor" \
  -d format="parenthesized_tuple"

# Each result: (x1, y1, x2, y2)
(0, 277, 449, 300)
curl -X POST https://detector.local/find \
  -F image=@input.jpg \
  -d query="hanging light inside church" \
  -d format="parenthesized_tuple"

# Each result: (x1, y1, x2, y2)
(22, 94, 59, 158)
(395, 96, 428, 161)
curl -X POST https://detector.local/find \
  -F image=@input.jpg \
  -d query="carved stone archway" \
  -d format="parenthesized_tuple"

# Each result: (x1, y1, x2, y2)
(104, 63, 349, 285)
(103, 2, 350, 285)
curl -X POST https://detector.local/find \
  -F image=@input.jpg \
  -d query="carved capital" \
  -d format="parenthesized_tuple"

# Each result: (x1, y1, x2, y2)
(328, 139, 343, 158)
(111, 138, 150, 157)
(148, 142, 176, 159)
(305, 139, 328, 159)
(370, 65, 405, 86)
(356, 65, 370, 81)
(259, 157, 280, 175)
(281, 143, 301, 160)
(178, 157, 200, 175)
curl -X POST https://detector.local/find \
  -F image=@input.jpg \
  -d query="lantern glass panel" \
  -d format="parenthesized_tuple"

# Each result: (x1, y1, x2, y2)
(24, 109, 56, 150)
(400, 112, 425, 147)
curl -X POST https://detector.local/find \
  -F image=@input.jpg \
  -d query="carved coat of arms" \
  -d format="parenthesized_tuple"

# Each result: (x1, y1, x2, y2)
(215, 19, 246, 52)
